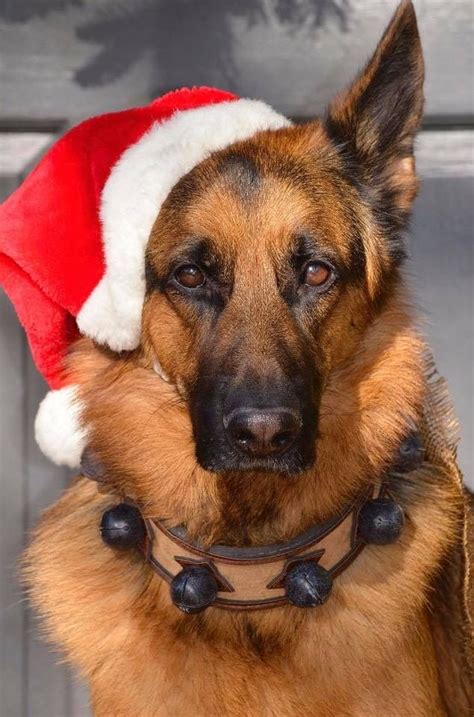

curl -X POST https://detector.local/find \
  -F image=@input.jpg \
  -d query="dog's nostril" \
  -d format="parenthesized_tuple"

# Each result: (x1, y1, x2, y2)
(234, 429, 254, 446)
(272, 430, 294, 449)
(225, 408, 301, 458)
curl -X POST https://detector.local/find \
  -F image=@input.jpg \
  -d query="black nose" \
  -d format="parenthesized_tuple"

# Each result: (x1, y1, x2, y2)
(224, 408, 301, 458)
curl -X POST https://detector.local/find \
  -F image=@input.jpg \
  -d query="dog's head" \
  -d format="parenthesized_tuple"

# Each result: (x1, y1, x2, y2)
(141, 2, 424, 477)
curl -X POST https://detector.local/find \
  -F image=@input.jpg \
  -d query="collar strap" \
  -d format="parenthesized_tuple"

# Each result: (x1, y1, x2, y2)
(142, 481, 400, 612)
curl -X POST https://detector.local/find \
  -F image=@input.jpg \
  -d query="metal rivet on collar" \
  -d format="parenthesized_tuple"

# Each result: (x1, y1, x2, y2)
(100, 503, 145, 550)
(170, 566, 219, 614)
(357, 498, 405, 545)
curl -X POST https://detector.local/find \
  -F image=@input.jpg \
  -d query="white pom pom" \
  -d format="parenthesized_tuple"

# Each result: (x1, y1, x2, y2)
(35, 386, 87, 468)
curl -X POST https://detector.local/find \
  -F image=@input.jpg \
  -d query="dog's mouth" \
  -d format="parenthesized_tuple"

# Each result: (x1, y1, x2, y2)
(196, 444, 316, 476)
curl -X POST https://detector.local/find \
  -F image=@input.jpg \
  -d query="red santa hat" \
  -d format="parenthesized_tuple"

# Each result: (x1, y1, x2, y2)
(0, 87, 290, 467)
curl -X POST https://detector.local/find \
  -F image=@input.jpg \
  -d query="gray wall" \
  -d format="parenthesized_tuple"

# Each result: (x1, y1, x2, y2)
(0, 1, 472, 715)
(1, 0, 473, 124)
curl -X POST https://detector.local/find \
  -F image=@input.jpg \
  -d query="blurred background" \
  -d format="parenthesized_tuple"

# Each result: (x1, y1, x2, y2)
(0, 1, 472, 715)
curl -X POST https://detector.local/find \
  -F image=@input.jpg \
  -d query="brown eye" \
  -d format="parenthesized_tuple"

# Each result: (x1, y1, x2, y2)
(174, 264, 205, 289)
(303, 261, 333, 289)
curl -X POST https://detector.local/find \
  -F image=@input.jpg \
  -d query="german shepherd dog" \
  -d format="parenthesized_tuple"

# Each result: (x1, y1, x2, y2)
(24, 2, 473, 715)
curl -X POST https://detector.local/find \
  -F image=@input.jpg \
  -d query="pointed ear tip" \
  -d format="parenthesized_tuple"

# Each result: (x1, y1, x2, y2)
(398, 0, 416, 16)
(395, 0, 419, 30)
(388, 0, 423, 57)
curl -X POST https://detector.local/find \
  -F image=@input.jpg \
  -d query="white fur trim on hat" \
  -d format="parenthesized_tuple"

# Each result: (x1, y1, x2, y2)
(35, 386, 87, 468)
(77, 98, 291, 351)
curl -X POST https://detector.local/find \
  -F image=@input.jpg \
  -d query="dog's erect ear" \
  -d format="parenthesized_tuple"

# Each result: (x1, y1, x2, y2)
(325, 1, 424, 240)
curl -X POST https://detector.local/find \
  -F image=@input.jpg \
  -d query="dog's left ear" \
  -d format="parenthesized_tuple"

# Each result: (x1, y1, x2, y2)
(325, 1, 424, 240)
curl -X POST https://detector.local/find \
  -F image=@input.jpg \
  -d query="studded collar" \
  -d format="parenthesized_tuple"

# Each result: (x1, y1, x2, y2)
(143, 481, 392, 611)
(87, 430, 423, 613)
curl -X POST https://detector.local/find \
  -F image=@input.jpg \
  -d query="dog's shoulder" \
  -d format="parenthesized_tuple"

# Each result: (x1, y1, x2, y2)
(424, 485, 474, 715)
(23, 477, 151, 677)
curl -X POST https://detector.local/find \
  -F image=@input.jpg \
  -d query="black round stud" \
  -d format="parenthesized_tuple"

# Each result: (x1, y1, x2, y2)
(170, 566, 219, 614)
(100, 503, 145, 549)
(391, 431, 424, 473)
(357, 498, 404, 545)
(285, 560, 333, 608)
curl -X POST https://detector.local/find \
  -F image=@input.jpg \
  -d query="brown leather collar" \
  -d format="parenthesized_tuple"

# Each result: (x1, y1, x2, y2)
(143, 482, 385, 610)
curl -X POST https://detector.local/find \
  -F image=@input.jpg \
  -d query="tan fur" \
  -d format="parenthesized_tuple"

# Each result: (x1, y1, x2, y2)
(23, 3, 472, 715)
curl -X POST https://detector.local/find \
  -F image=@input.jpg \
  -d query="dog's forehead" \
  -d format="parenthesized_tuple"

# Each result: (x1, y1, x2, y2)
(184, 162, 317, 255)
(152, 125, 365, 269)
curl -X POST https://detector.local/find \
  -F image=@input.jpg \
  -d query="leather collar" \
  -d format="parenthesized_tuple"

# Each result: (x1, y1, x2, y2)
(143, 481, 385, 610)
(88, 431, 422, 612)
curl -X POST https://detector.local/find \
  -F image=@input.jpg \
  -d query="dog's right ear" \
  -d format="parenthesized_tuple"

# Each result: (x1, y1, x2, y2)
(325, 1, 424, 241)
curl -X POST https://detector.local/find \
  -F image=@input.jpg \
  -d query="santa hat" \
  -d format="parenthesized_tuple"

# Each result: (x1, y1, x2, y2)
(0, 87, 290, 467)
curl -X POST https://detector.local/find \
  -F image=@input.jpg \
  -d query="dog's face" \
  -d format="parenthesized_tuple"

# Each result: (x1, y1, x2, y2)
(142, 1, 423, 477)
(144, 133, 371, 475)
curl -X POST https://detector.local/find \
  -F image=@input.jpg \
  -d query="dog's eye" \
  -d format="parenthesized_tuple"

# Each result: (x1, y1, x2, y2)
(302, 261, 334, 290)
(174, 264, 206, 289)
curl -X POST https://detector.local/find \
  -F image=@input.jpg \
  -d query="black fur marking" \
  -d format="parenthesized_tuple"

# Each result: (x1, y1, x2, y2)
(347, 229, 367, 278)
(292, 234, 319, 266)
(242, 619, 284, 658)
(176, 237, 212, 269)
(370, 266, 402, 316)
(167, 171, 201, 208)
(373, 185, 410, 266)
(217, 152, 261, 201)
(145, 255, 164, 293)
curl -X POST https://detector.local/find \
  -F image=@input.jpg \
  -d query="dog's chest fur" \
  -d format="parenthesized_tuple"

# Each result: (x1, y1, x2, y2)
(25, 475, 453, 716)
